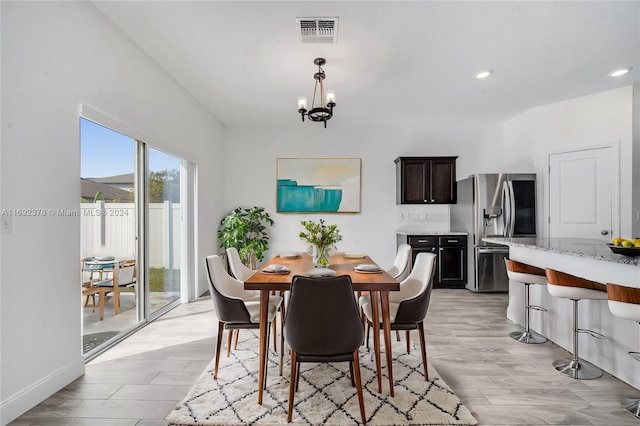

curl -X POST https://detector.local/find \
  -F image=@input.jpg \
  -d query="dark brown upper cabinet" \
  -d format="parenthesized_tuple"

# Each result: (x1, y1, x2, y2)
(395, 156, 457, 204)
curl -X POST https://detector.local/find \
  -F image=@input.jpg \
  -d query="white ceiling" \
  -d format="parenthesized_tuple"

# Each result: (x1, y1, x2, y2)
(92, 1, 640, 127)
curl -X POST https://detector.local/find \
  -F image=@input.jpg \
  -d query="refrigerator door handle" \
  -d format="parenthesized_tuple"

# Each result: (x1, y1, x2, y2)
(502, 181, 516, 237)
(507, 181, 516, 237)
(502, 182, 511, 237)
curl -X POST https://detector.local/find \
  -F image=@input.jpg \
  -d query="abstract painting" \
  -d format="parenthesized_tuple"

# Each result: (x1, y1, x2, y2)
(276, 158, 361, 213)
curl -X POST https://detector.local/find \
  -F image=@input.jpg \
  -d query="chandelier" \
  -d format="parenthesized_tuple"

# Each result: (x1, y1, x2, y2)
(297, 58, 336, 128)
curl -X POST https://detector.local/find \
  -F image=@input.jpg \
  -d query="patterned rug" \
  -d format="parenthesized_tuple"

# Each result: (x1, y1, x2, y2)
(166, 330, 477, 425)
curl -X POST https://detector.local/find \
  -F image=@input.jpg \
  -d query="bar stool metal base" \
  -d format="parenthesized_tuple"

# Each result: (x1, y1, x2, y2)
(509, 330, 547, 344)
(552, 358, 603, 380)
(622, 397, 640, 419)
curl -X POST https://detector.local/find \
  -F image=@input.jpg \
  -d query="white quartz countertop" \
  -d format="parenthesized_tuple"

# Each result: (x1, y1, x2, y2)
(396, 230, 468, 236)
(483, 237, 640, 267)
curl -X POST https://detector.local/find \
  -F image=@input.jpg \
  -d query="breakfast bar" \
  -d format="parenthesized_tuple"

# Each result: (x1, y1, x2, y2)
(484, 237, 640, 389)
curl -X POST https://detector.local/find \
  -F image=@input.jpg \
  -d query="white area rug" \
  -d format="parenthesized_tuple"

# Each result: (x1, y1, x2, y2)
(166, 330, 477, 425)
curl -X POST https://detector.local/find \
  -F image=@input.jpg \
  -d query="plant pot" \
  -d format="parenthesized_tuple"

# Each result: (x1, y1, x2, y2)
(311, 245, 334, 267)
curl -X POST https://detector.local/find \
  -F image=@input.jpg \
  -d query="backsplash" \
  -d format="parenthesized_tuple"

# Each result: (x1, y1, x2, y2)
(395, 204, 450, 232)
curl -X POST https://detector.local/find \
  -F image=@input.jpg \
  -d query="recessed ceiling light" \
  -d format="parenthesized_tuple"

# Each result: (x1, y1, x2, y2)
(608, 67, 632, 77)
(474, 69, 493, 79)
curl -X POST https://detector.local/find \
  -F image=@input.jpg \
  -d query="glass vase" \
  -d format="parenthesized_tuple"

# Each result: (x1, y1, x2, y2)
(311, 245, 333, 267)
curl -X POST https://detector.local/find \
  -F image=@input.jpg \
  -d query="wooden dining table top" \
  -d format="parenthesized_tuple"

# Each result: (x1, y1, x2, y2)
(244, 252, 399, 292)
(245, 251, 401, 400)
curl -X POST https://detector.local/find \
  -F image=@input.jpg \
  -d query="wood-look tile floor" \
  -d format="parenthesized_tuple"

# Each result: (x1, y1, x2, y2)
(10, 290, 640, 425)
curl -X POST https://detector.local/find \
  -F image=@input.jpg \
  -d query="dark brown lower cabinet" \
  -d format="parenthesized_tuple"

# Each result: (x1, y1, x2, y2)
(398, 234, 467, 289)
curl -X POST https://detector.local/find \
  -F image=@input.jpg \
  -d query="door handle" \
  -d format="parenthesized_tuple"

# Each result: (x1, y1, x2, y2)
(601, 230, 609, 235)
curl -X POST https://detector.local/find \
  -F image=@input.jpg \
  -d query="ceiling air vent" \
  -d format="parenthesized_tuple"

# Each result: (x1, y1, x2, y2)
(297, 17, 339, 44)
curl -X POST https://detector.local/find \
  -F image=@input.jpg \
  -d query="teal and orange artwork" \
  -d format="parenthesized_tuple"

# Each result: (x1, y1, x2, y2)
(276, 158, 361, 213)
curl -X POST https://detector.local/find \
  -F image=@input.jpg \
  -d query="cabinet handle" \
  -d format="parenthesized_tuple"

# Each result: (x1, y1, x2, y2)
(417, 240, 428, 243)
(447, 239, 458, 243)
(431, 199, 435, 202)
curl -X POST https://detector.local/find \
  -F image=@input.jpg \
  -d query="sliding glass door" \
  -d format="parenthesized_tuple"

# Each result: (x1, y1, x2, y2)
(80, 117, 186, 356)
(80, 118, 140, 355)
(147, 148, 182, 316)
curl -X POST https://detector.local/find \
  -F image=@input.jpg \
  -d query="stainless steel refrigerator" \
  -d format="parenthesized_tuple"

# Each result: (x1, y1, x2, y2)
(450, 173, 537, 292)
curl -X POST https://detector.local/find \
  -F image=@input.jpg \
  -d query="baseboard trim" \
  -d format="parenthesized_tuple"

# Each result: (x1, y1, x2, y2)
(1, 356, 85, 425)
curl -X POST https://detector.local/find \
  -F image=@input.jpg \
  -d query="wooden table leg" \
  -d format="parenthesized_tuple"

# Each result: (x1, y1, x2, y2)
(112, 265, 120, 316)
(257, 289, 269, 404)
(370, 291, 382, 393)
(380, 290, 395, 397)
(99, 289, 106, 321)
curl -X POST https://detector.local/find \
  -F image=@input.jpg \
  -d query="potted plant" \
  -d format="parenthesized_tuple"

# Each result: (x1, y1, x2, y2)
(218, 206, 275, 269)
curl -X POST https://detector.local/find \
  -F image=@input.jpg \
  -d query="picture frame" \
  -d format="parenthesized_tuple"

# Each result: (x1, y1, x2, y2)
(276, 158, 361, 213)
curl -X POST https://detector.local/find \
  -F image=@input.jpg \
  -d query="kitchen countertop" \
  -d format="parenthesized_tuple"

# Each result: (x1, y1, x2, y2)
(396, 230, 468, 236)
(483, 237, 640, 266)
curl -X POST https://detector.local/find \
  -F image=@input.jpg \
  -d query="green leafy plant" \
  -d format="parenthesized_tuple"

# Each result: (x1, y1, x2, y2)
(218, 206, 275, 268)
(299, 219, 342, 266)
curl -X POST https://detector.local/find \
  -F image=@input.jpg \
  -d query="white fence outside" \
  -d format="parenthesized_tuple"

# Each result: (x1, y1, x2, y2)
(80, 202, 180, 269)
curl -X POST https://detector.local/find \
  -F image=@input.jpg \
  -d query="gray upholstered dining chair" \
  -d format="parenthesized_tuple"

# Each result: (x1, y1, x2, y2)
(226, 247, 257, 282)
(358, 243, 412, 322)
(284, 275, 367, 424)
(225, 247, 282, 355)
(360, 252, 437, 380)
(205, 254, 282, 380)
(386, 243, 412, 282)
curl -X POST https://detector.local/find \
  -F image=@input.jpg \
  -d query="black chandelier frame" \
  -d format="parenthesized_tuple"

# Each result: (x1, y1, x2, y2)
(298, 58, 336, 128)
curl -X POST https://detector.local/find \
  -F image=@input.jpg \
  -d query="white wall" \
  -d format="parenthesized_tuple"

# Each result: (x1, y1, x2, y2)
(224, 123, 503, 268)
(0, 2, 225, 423)
(633, 85, 640, 238)
(503, 86, 636, 238)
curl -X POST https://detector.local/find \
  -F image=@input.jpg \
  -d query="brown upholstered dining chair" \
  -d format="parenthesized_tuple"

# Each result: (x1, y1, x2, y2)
(205, 254, 282, 381)
(360, 252, 437, 380)
(283, 275, 366, 424)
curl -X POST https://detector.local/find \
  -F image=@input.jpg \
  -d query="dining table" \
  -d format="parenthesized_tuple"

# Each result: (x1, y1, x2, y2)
(244, 252, 400, 404)
(82, 258, 131, 320)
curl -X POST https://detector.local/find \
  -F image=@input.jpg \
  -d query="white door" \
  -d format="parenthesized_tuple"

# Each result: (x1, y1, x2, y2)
(549, 146, 616, 240)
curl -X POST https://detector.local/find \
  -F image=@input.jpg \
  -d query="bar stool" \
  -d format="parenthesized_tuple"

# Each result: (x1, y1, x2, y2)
(606, 283, 640, 419)
(545, 269, 608, 379)
(505, 259, 548, 344)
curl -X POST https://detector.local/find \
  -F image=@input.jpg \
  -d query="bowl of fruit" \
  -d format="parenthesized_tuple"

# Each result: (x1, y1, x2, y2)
(607, 238, 640, 256)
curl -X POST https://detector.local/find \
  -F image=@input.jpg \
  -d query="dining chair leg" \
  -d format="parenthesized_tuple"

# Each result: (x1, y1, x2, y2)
(365, 322, 370, 351)
(234, 329, 240, 350)
(226, 329, 233, 357)
(417, 321, 429, 380)
(349, 360, 355, 386)
(361, 307, 367, 333)
(214, 322, 224, 379)
(264, 323, 271, 390)
(396, 330, 401, 342)
(287, 350, 298, 422)
(406, 330, 411, 353)
(272, 318, 277, 352)
(279, 300, 285, 376)
(352, 351, 367, 424)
